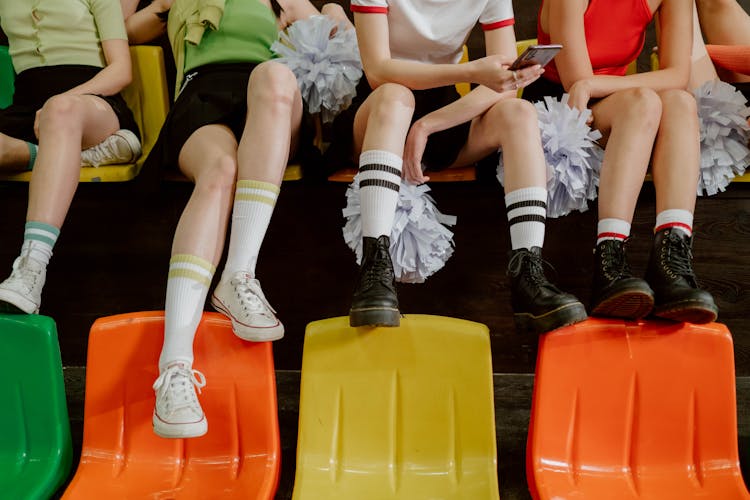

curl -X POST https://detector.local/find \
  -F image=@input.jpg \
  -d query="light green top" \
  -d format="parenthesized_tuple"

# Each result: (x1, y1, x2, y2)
(0, 0, 127, 75)
(169, 0, 278, 95)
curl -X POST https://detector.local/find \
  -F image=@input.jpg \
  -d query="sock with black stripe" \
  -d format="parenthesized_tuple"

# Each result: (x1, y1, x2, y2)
(222, 179, 280, 281)
(359, 150, 403, 238)
(160, 254, 216, 371)
(655, 209, 693, 237)
(505, 187, 547, 250)
(20, 221, 59, 266)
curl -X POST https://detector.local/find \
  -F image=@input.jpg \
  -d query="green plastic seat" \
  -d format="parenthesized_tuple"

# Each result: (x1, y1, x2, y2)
(0, 45, 13, 109)
(0, 314, 72, 499)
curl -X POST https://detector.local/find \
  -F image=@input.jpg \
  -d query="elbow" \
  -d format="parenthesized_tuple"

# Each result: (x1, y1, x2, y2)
(363, 69, 385, 90)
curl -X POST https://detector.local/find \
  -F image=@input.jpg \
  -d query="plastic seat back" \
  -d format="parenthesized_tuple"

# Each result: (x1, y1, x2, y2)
(0, 314, 72, 499)
(527, 318, 750, 500)
(63, 311, 280, 499)
(0, 45, 13, 109)
(293, 315, 499, 500)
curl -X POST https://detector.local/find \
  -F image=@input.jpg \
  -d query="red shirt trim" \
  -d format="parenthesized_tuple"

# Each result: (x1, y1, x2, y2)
(481, 18, 515, 31)
(351, 5, 389, 14)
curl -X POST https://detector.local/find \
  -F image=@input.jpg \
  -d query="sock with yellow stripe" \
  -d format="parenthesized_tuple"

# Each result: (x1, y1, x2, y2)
(159, 254, 216, 371)
(20, 221, 60, 266)
(221, 179, 280, 281)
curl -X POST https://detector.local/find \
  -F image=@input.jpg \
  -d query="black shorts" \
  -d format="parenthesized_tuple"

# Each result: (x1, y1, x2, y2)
(520, 76, 565, 103)
(0, 65, 139, 144)
(146, 62, 317, 172)
(732, 82, 750, 102)
(323, 83, 472, 172)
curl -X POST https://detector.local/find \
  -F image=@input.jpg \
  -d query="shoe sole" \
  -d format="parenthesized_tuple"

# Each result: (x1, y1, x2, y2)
(591, 290, 654, 320)
(116, 129, 142, 162)
(152, 414, 208, 439)
(210, 295, 285, 342)
(514, 302, 588, 336)
(349, 307, 401, 327)
(653, 300, 718, 324)
(0, 289, 39, 314)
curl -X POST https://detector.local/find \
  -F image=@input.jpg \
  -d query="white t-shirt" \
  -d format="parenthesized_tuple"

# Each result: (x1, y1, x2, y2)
(351, 0, 514, 64)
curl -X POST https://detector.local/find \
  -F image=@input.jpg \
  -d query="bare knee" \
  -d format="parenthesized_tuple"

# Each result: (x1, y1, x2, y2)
(248, 61, 299, 110)
(321, 3, 347, 21)
(484, 98, 539, 133)
(369, 83, 415, 114)
(194, 154, 237, 195)
(658, 88, 698, 117)
(39, 95, 85, 130)
(617, 87, 662, 127)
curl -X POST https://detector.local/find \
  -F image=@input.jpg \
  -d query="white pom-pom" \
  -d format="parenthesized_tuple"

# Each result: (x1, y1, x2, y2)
(693, 80, 750, 196)
(271, 16, 363, 123)
(498, 95, 604, 218)
(342, 175, 457, 283)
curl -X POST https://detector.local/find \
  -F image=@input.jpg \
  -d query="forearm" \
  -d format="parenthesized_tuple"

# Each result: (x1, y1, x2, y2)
(416, 86, 508, 134)
(366, 59, 478, 91)
(64, 62, 132, 97)
(126, 2, 168, 44)
(583, 67, 690, 97)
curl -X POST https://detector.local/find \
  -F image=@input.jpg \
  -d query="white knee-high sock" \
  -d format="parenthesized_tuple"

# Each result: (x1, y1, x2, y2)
(159, 254, 215, 371)
(505, 187, 547, 250)
(221, 180, 279, 282)
(359, 150, 402, 238)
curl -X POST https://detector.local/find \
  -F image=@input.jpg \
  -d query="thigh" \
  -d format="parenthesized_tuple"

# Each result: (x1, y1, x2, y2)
(69, 94, 122, 149)
(178, 123, 238, 182)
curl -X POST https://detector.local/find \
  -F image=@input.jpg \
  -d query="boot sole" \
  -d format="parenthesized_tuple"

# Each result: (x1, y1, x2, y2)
(349, 307, 401, 327)
(591, 290, 654, 320)
(653, 300, 718, 324)
(514, 302, 588, 336)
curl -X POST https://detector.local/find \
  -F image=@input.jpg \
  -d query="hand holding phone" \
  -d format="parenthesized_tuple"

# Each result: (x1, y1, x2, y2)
(509, 44, 562, 71)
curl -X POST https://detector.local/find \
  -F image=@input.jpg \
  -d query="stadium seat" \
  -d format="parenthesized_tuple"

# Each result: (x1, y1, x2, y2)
(0, 314, 72, 499)
(0, 45, 13, 109)
(1, 45, 170, 183)
(292, 315, 499, 500)
(527, 318, 750, 500)
(63, 311, 280, 499)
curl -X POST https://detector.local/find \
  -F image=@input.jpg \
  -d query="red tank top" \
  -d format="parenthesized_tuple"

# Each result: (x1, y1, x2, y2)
(537, 0, 653, 83)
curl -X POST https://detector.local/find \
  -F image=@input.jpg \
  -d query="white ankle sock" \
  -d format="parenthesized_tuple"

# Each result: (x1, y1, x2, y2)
(597, 218, 631, 245)
(21, 221, 59, 266)
(655, 209, 693, 237)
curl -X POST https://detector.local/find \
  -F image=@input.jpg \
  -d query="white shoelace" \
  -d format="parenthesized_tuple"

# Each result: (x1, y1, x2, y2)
(152, 364, 207, 415)
(231, 276, 276, 315)
(5, 257, 41, 294)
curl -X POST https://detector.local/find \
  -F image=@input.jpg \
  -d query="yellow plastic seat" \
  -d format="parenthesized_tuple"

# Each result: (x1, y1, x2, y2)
(292, 315, 499, 500)
(1, 45, 170, 183)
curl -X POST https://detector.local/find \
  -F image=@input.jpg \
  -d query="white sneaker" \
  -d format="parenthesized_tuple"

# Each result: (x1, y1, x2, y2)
(152, 362, 208, 439)
(211, 272, 285, 342)
(0, 255, 46, 314)
(81, 129, 142, 167)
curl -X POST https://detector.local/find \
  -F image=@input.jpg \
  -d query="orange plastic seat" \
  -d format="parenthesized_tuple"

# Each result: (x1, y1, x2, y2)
(527, 318, 750, 500)
(63, 311, 280, 499)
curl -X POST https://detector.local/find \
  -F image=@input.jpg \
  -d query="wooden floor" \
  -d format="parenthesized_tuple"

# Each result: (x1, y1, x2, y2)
(2, 175, 750, 374)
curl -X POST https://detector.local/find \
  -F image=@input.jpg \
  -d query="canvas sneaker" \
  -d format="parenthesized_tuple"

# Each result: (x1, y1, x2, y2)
(211, 272, 284, 342)
(152, 362, 208, 439)
(0, 255, 46, 314)
(81, 129, 142, 167)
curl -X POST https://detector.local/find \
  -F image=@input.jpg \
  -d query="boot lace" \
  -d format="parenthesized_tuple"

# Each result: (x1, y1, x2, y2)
(600, 239, 633, 280)
(152, 364, 206, 416)
(361, 247, 393, 290)
(662, 232, 696, 282)
(508, 249, 556, 288)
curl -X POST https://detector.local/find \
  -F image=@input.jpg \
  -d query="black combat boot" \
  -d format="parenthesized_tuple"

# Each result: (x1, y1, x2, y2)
(349, 235, 401, 327)
(645, 228, 718, 324)
(590, 239, 654, 319)
(508, 247, 588, 335)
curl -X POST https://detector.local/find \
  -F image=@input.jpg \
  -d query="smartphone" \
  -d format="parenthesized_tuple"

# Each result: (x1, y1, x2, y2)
(508, 44, 563, 71)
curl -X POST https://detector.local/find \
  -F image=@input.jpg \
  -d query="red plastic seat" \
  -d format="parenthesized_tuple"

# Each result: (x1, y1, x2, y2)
(527, 318, 750, 500)
(63, 311, 280, 499)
